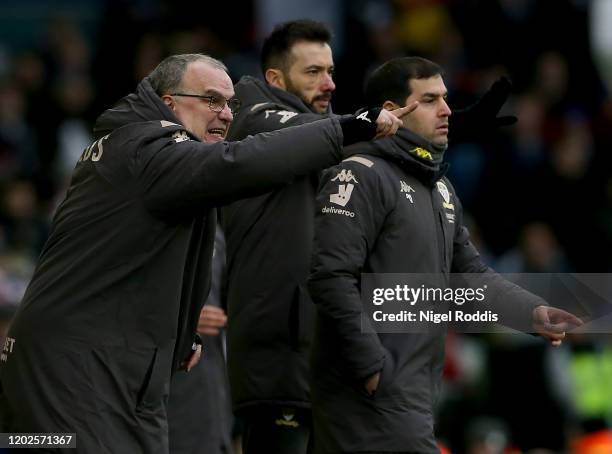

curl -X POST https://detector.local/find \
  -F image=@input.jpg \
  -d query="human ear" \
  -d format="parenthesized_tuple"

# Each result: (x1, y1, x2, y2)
(382, 100, 399, 111)
(161, 95, 174, 111)
(265, 69, 286, 90)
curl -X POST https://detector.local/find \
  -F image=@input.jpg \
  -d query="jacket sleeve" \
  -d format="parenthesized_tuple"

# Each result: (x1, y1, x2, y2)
(308, 159, 390, 381)
(134, 118, 344, 215)
(451, 192, 545, 331)
(232, 102, 335, 137)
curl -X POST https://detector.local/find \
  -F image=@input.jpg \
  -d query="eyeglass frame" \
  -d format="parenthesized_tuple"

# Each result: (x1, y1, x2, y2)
(170, 93, 241, 114)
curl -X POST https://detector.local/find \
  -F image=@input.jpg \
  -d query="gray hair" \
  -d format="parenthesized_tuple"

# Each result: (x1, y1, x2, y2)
(148, 54, 228, 96)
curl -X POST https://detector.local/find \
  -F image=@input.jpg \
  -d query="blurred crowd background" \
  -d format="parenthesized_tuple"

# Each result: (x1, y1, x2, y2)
(0, 0, 611, 452)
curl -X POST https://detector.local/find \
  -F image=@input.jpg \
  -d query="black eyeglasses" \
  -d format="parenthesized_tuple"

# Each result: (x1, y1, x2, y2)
(171, 93, 241, 114)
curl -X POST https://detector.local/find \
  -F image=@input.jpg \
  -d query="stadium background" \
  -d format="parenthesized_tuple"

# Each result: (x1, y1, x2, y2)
(0, 0, 611, 452)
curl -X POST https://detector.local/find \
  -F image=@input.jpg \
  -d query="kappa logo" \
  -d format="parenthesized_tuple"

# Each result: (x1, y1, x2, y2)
(411, 147, 433, 161)
(330, 170, 358, 207)
(331, 170, 358, 184)
(400, 180, 415, 203)
(172, 130, 190, 143)
(264, 110, 299, 124)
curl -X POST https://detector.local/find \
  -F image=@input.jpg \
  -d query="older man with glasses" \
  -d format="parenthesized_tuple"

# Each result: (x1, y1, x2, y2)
(0, 53, 410, 454)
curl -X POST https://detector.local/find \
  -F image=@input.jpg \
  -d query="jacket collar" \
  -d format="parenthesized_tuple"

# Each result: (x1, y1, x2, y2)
(93, 77, 180, 140)
(348, 128, 449, 186)
(234, 75, 331, 115)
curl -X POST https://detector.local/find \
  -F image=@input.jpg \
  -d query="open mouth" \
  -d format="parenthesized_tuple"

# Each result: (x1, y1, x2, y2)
(207, 128, 226, 140)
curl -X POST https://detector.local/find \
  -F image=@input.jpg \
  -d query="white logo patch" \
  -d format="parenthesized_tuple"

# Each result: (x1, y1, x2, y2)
(1, 336, 16, 363)
(329, 170, 358, 207)
(400, 180, 415, 203)
(250, 103, 269, 112)
(265, 110, 299, 124)
(437, 181, 455, 223)
(330, 184, 355, 207)
(172, 131, 190, 143)
(79, 135, 109, 162)
(331, 170, 358, 184)
(436, 181, 450, 204)
(356, 111, 371, 123)
(322, 206, 355, 217)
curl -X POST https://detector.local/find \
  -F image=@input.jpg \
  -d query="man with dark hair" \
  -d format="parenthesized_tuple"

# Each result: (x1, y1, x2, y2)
(308, 56, 582, 453)
(221, 20, 341, 454)
(222, 19, 514, 454)
(0, 53, 407, 453)
(364, 56, 445, 109)
(260, 20, 332, 89)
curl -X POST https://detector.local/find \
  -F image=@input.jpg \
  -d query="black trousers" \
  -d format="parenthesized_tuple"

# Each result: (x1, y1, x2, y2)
(241, 406, 312, 454)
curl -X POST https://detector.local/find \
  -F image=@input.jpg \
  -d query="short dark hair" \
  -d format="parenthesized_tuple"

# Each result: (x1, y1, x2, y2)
(148, 54, 227, 96)
(365, 57, 443, 106)
(261, 20, 332, 74)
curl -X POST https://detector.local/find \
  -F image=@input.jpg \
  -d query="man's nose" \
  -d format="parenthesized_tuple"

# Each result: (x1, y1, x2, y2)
(321, 73, 336, 92)
(219, 104, 234, 121)
(440, 100, 451, 117)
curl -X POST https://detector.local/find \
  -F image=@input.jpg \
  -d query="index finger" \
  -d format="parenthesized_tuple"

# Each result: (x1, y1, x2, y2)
(390, 101, 418, 118)
(199, 312, 227, 325)
(558, 310, 583, 327)
(201, 305, 225, 315)
(200, 315, 227, 326)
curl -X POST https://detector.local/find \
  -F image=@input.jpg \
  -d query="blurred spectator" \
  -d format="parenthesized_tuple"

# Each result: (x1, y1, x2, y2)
(0, 81, 39, 179)
(54, 74, 94, 183)
(496, 222, 570, 273)
(0, 251, 35, 309)
(533, 52, 569, 111)
(392, 0, 456, 60)
(0, 179, 48, 257)
(465, 416, 510, 454)
(46, 16, 91, 78)
(511, 92, 547, 171)
(255, 0, 344, 52)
